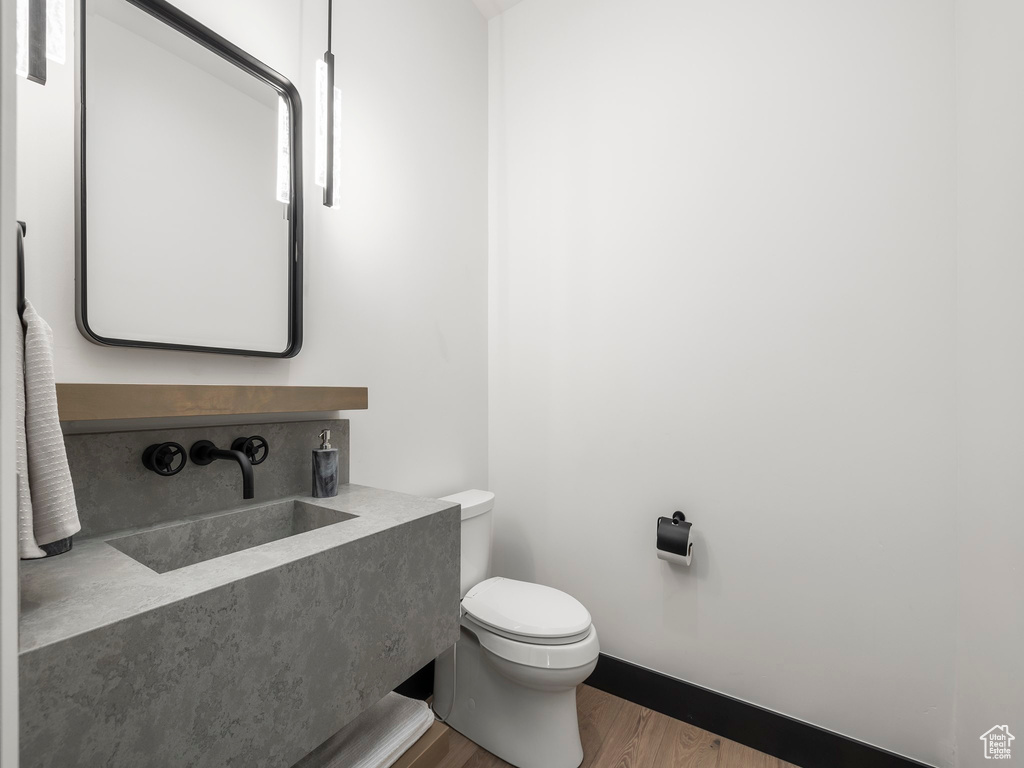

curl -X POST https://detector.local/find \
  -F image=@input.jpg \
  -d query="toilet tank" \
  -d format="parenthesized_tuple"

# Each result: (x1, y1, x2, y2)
(439, 490, 495, 597)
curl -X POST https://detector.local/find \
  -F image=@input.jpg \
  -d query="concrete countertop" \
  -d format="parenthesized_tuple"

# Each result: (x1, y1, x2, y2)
(19, 484, 458, 654)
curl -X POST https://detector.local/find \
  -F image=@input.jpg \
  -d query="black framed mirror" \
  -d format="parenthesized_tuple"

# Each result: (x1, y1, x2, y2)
(76, 0, 303, 357)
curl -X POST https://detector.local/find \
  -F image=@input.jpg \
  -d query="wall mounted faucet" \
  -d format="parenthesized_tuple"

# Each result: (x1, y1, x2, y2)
(190, 441, 255, 499)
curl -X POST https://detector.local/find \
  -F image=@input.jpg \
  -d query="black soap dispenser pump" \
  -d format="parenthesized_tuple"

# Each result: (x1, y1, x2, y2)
(312, 429, 339, 498)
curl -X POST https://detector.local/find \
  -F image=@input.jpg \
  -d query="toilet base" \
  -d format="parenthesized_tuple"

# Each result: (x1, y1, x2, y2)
(434, 627, 596, 768)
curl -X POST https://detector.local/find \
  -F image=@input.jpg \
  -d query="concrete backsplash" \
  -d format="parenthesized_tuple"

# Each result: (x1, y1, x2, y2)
(64, 420, 350, 537)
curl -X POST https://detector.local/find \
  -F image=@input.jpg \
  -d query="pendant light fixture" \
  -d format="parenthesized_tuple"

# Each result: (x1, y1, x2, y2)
(45, 0, 66, 63)
(16, 0, 65, 84)
(276, 99, 291, 204)
(316, 0, 341, 209)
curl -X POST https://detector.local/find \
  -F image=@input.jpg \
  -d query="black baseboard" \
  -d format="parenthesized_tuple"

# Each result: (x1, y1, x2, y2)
(585, 655, 934, 768)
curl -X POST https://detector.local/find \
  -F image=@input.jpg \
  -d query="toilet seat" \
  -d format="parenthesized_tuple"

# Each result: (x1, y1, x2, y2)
(461, 577, 592, 646)
(463, 619, 592, 646)
(461, 614, 601, 670)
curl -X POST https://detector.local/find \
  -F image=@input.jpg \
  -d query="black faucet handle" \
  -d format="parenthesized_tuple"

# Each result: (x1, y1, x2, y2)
(231, 436, 269, 465)
(189, 440, 218, 466)
(142, 442, 187, 476)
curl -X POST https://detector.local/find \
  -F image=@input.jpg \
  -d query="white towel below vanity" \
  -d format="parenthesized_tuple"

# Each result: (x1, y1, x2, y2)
(295, 693, 435, 768)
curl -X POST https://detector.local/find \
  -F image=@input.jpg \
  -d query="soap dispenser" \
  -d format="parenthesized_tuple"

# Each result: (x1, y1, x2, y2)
(312, 429, 339, 498)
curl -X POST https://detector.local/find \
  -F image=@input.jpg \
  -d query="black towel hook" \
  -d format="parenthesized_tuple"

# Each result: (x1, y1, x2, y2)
(17, 220, 27, 318)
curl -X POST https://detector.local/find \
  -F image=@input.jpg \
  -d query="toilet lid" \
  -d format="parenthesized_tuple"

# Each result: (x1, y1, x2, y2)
(461, 577, 592, 644)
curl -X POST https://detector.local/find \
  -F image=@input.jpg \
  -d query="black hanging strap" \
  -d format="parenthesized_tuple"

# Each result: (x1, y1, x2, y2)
(17, 221, 27, 317)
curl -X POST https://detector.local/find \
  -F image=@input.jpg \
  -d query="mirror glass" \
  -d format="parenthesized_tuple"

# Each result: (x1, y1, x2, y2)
(79, 0, 302, 357)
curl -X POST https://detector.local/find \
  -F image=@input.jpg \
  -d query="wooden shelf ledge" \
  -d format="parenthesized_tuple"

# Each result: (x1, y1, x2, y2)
(56, 384, 368, 422)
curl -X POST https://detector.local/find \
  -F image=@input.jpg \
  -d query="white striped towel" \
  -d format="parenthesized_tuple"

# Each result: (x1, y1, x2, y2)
(17, 300, 80, 559)
(293, 693, 435, 768)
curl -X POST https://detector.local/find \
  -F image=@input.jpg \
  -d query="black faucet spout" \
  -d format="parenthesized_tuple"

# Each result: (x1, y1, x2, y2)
(190, 441, 255, 499)
(210, 448, 254, 499)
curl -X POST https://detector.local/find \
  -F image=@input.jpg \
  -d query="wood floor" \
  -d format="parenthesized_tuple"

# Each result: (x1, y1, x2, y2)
(435, 685, 799, 768)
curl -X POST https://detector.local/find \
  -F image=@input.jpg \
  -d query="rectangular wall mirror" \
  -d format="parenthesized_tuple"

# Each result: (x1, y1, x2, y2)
(77, 0, 303, 357)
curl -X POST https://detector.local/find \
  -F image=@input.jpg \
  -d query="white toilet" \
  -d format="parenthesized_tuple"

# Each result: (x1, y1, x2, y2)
(433, 490, 600, 768)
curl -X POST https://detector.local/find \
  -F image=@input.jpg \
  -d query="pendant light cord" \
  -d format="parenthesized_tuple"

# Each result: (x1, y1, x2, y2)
(327, 0, 333, 53)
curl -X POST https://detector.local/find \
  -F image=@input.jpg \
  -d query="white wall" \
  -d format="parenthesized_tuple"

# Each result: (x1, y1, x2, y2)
(16, 0, 489, 496)
(488, 1, 959, 765)
(954, 0, 1024, 764)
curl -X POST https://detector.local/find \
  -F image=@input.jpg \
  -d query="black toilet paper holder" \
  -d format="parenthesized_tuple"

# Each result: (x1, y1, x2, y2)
(657, 511, 693, 563)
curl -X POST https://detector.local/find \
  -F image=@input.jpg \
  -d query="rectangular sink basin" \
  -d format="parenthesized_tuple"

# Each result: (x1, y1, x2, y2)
(107, 500, 356, 574)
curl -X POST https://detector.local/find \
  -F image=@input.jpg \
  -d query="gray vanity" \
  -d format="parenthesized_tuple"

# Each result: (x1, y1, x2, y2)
(19, 420, 460, 768)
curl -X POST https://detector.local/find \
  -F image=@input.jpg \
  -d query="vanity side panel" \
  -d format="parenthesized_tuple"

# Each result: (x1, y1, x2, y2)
(18, 507, 460, 768)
